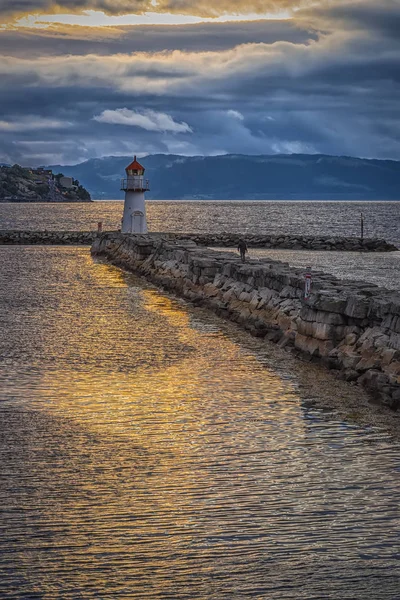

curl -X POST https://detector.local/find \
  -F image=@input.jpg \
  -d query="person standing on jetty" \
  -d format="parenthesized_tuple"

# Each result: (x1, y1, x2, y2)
(237, 238, 248, 263)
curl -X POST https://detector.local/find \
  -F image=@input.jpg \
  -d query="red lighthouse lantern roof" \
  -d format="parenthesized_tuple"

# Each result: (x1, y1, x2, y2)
(126, 156, 145, 172)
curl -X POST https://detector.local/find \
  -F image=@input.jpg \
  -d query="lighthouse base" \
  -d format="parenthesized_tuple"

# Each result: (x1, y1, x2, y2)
(121, 191, 148, 234)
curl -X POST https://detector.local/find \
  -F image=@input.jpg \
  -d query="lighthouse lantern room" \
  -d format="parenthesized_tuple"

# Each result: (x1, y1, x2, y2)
(120, 156, 150, 234)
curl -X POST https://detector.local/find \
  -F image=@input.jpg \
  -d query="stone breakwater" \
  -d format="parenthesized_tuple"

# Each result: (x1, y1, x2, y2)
(92, 232, 400, 410)
(170, 233, 398, 252)
(0, 230, 99, 245)
(0, 230, 397, 251)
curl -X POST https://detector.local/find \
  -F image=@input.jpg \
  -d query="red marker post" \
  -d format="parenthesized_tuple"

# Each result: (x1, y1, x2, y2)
(97, 221, 103, 235)
(304, 266, 312, 301)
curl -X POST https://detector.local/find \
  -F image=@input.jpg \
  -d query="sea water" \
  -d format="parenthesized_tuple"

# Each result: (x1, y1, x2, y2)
(0, 244, 400, 599)
(1, 202, 400, 598)
(0, 200, 399, 245)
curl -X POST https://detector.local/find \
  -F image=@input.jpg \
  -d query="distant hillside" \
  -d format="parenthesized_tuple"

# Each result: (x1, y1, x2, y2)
(48, 154, 400, 200)
(0, 164, 92, 202)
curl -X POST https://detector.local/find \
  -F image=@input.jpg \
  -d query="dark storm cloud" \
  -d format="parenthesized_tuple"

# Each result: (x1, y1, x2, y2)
(0, 21, 317, 57)
(301, 0, 400, 39)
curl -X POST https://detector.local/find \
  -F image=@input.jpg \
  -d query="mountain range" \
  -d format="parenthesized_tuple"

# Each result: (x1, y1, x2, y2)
(48, 154, 400, 201)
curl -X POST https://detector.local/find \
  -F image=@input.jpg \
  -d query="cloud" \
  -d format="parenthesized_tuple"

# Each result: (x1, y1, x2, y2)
(228, 110, 244, 120)
(0, 20, 317, 57)
(0, 0, 312, 20)
(0, 115, 72, 131)
(93, 108, 193, 132)
(0, 0, 399, 164)
(0, 30, 397, 100)
(297, 0, 400, 39)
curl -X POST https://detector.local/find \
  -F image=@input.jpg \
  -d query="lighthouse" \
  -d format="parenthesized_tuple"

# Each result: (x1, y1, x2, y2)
(120, 156, 150, 234)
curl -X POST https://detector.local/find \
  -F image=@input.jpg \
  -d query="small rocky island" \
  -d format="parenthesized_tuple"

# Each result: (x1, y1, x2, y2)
(0, 165, 91, 202)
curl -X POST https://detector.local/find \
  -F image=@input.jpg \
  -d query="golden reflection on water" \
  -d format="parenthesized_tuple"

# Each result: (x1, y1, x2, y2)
(34, 257, 304, 445)
(1, 247, 400, 599)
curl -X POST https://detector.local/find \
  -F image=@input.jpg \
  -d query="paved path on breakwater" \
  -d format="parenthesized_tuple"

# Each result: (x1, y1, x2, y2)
(92, 232, 400, 412)
(0, 230, 398, 251)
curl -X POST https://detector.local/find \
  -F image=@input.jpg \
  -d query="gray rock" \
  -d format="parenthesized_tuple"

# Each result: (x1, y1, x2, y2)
(345, 296, 370, 319)
(91, 231, 400, 411)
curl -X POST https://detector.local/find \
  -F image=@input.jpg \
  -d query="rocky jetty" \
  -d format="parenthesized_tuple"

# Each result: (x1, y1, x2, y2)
(1, 230, 397, 251)
(92, 232, 400, 411)
(0, 230, 98, 245)
(171, 233, 397, 252)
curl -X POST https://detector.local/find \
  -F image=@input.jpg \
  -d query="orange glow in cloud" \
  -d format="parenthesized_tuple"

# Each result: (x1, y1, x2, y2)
(1, 0, 306, 26)
(13, 9, 293, 30)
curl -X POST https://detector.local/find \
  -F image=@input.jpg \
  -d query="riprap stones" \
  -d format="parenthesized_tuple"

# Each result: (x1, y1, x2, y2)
(91, 232, 400, 410)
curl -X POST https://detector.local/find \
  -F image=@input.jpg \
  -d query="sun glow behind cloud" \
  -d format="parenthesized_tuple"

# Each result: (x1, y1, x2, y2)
(14, 9, 293, 29)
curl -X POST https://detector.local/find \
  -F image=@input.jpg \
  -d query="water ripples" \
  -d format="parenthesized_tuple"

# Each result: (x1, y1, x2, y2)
(1, 200, 399, 245)
(0, 247, 400, 599)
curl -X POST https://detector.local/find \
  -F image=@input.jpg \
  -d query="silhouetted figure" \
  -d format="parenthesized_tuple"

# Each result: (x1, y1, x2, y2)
(237, 239, 248, 263)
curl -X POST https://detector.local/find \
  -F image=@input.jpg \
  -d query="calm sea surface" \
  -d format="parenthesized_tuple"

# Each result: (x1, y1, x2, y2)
(1, 202, 400, 598)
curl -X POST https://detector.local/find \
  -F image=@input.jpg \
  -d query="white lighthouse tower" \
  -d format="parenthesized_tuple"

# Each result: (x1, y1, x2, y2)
(121, 156, 150, 234)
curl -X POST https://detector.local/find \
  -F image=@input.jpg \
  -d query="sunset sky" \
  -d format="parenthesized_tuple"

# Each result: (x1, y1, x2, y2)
(0, 0, 399, 165)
